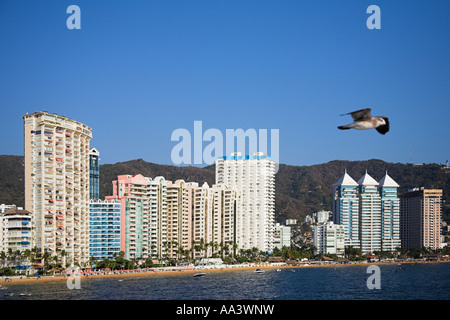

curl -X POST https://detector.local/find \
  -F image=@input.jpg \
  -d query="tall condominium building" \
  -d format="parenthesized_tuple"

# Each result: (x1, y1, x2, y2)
(89, 199, 121, 261)
(106, 174, 167, 260)
(166, 180, 192, 260)
(208, 183, 239, 252)
(0, 208, 32, 254)
(400, 188, 443, 250)
(190, 182, 211, 259)
(216, 152, 275, 252)
(313, 221, 346, 256)
(165, 180, 239, 260)
(379, 173, 401, 252)
(23, 111, 92, 266)
(333, 170, 360, 248)
(358, 171, 382, 254)
(333, 170, 400, 253)
(89, 148, 100, 200)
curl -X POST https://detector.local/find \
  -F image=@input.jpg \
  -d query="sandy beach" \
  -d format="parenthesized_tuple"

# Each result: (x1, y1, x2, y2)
(1, 260, 447, 286)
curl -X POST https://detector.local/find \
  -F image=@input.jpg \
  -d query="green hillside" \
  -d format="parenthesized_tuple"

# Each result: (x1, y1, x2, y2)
(1, 155, 448, 223)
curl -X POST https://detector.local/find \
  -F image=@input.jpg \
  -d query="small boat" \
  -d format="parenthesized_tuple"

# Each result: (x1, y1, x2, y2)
(254, 269, 265, 274)
(4, 293, 14, 297)
(19, 292, 32, 297)
(276, 268, 281, 272)
(193, 273, 206, 277)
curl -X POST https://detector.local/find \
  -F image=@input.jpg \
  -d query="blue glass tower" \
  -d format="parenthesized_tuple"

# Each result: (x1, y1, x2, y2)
(332, 170, 360, 248)
(89, 148, 100, 200)
(379, 172, 400, 252)
(89, 199, 121, 261)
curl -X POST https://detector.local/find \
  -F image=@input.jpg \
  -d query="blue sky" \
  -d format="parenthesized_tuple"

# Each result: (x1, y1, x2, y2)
(0, 0, 449, 167)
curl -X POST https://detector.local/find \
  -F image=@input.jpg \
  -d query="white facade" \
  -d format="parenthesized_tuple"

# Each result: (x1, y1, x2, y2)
(314, 211, 331, 224)
(358, 172, 382, 254)
(313, 222, 345, 256)
(216, 152, 276, 252)
(0, 208, 32, 254)
(0, 204, 21, 214)
(23, 111, 92, 266)
(273, 223, 291, 249)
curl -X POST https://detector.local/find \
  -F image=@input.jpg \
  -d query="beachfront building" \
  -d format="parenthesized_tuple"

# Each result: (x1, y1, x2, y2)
(166, 180, 192, 260)
(165, 180, 239, 260)
(22, 111, 92, 266)
(0, 208, 32, 254)
(379, 172, 401, 252)
(313, 221, 345, 257)
(89, 199, 121, 261)
(106, 174, 167, 260)
(333, 170, 401, 254)
(332, 170, 360, 249)
(190, 182, 211, 259)
(358, 171, 382, 254)
(273, 223, 291, 250)
(400, 188, 443, 250)
(215, 152, 276, 253)
(89, 148, 100, 200)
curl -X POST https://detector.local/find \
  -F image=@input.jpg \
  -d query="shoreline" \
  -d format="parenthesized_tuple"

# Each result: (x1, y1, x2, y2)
(1, 260, 448, 286)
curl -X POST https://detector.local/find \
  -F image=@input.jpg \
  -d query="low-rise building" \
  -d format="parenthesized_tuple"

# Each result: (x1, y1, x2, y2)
(313, 221, 345, 257)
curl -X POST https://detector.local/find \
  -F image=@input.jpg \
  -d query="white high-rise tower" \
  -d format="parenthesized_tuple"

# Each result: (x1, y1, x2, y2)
(215, 152, 275, 252)
(23, 111, 92, 266)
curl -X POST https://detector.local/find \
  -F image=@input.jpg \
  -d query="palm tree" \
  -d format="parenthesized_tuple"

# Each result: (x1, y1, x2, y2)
(232, 243, 238, 259)
(0, 251, 6, 268)
(14, 250, 23, 273)
(42, 250, 51, 274)
(219, 242, 225, 259)
(7, 248, 13, 267)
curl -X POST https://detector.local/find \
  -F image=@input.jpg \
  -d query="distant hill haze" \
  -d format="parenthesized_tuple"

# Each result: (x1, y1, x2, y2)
(1, 155, 448, 223)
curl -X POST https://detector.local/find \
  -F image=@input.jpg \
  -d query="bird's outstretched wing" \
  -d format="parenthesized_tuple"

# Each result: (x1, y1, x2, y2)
(341, 108, 372, 121)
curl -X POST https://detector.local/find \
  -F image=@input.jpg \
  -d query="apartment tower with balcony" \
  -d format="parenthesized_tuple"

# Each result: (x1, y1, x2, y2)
(23, 111, 92, 266)
(400, 188, 443, 250)
(332, 170, 360, 248)
(106, 174, 167, 260)
(215, 152, 275, 252)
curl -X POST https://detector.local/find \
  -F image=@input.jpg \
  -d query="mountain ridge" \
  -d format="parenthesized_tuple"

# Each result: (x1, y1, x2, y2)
(1, 155, 448, 222)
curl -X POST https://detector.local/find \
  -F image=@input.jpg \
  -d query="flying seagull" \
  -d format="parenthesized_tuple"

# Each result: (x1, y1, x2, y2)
(338, 108, 389, 135)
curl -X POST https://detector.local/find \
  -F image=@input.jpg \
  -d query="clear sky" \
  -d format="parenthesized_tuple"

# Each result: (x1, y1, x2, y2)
(0, 0, 449, 167)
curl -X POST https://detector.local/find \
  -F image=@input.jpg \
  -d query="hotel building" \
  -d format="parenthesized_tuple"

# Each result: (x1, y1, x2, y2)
(273, 223, 291, 250)
(333, 171, 360, 248)
(106, 174, 167, 260)
(313, 221, 346, 257)
(379, 173, 401, 252)
(400, 188, 443, 250)
(23, 111, 92, 266)
(358, 171, 382, 254)
(0, 208, 32, 254)
(166, 180, 192, 260)
(216, 152, 275, 252)
(89, 199, 121, 261)
(165, 180, 239, 260)
(333, 170, 401, 253)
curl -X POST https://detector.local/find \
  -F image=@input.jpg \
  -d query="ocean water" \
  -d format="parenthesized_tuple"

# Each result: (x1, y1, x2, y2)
(1, 263, 449, 300)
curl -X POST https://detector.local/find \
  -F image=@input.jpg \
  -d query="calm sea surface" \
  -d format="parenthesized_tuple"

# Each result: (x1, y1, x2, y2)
(1, 263, 449, 300)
